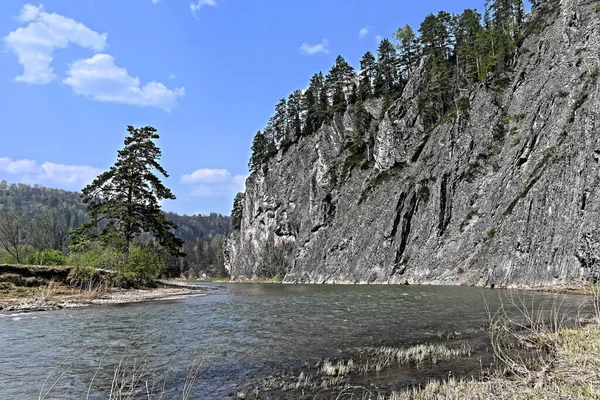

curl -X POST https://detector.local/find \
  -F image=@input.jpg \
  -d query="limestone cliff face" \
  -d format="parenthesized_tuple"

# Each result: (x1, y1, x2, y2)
(226, 0, 600, 287)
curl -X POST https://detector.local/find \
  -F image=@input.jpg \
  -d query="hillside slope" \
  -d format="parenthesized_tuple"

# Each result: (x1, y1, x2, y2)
(226, 0, 600, 287)
(0, 182, 230, 245)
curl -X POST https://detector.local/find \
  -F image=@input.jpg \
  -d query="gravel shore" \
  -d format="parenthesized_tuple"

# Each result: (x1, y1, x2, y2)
(0, 282, 211, 313)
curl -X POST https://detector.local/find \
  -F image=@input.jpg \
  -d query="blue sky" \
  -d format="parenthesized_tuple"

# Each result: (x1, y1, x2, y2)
(0, 0, 487, 216)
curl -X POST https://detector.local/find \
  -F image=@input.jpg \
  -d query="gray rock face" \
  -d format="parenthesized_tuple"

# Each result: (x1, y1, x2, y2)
(226, 0, 600, 287)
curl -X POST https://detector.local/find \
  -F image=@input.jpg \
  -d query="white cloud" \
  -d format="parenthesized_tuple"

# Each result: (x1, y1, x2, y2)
(181, 168, 246, 199)
(359, 28, 369, 39)
(169, 74, 176, 79)
(0, 158, 39, 174)
(182, 168, 231, 184)
(299, 39, 330, 56)
(4, 3, 108, 85)
(63, 54, 185, 111)
(152, 0, 160, 3)
(190, 0, 217, 13)
(4, 4, 183, 111)
(0, 157, 101, 187)
(375, 35, 383, 43)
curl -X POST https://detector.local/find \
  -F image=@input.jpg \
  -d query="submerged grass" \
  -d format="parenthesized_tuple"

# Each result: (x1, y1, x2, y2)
(259, 342, 472, 394)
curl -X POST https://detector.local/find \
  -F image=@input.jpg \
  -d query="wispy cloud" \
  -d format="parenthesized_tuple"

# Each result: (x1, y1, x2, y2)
(375, 35, 383, 43)
(4, 4, 108, 85)
(0, 157, 101, 187)
(181, 168, 245, 199)
(190, 0, 217, 13)
(64, 54, 185, 111)
(299, 39, 330, 56)
(359, 27, 369, 39)
(152, 0, 160, 3)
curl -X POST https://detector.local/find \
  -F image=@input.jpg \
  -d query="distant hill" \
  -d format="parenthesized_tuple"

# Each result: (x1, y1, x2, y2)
(0, 181, 230, 246)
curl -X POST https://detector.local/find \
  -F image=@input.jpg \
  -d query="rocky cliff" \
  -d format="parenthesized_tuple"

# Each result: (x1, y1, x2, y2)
(226, 0, 600, 287)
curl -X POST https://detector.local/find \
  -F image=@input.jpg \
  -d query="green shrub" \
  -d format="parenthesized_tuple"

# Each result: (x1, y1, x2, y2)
(67, 241, 166, 288)
(457, 96, 470, 117)
(25, 249, 65, 266)
(67, 242, 125, 271)
(127, 244, 167, 278)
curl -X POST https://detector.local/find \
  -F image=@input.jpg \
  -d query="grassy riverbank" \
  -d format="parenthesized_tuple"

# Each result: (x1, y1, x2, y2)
(378, 319, 600, 400)
(0, 264, 209, 312)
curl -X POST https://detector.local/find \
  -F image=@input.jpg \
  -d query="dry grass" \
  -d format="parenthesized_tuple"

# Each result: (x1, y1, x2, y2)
(361, 343, 471, 374)
(39, 334, 214, 400)
(380, 320, 600, 399)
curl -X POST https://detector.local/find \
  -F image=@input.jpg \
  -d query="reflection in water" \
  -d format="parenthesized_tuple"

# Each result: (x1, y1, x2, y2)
(0, 284, 588, 399)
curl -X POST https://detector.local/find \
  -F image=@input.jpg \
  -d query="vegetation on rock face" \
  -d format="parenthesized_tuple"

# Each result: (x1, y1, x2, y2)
(245, 0, 533, 171)
(239, 0, 539, 219)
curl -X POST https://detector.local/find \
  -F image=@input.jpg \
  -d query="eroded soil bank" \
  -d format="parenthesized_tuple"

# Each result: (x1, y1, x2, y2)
(0, 264, 210, 312)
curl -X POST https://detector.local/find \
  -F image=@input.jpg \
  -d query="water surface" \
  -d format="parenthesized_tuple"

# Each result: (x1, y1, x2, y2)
(0, 284, 588, 399)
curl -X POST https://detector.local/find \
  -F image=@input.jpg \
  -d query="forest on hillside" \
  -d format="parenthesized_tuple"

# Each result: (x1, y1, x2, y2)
(0, 181, 230, 277)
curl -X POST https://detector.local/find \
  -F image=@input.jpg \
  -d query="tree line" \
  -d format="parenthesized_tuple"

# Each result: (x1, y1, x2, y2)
(0, 180, 230, 277)
(248, 0, 539, 172)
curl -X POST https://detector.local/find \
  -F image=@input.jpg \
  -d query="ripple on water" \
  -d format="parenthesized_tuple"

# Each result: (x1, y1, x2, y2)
(0, 284, 590, 399)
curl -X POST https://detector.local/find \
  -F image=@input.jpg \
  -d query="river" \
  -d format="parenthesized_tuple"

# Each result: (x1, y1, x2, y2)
(0, 284, 588, 399)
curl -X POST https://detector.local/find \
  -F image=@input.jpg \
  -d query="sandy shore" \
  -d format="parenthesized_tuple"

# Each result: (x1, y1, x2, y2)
(0, 282, 212, 313)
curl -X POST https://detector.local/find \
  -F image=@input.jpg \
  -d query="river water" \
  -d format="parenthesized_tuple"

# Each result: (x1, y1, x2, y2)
(0, 284, 588, 399)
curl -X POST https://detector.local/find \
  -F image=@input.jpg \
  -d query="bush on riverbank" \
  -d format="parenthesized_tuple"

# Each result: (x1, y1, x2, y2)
(67, 241, 165, 288)
(24, 249, 66, 266)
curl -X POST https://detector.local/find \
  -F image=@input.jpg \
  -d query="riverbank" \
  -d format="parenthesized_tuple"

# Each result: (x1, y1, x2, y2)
(0, 283, 209, 312)
(380, 317, 600, 399)
(0, 264, 211, 312)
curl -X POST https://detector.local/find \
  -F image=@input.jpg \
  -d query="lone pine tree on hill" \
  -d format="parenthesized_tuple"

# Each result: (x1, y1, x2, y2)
(71, 125, 184, 256)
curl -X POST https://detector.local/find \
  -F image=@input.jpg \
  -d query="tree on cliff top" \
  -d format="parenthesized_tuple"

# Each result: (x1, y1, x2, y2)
(71, 126, 184, 257)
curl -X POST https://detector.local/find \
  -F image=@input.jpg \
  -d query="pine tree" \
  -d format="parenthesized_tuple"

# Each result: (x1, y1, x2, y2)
(393, 25, 420, 78)
(317, 71, 330, 121)
(249, 130, 275, 172)
(484, 0, 525, 73)
(374, 38, 400, 96)
(286, 90, 303, 143)
(72, 126, 184, 256)
(272, 98, 287, 145)
(359, 51, 376, 99)
(455, 9, 484, 82)
(419, 13, 452, 59)
(302, 73, 324, 135)
(326, 55, 356, 114)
